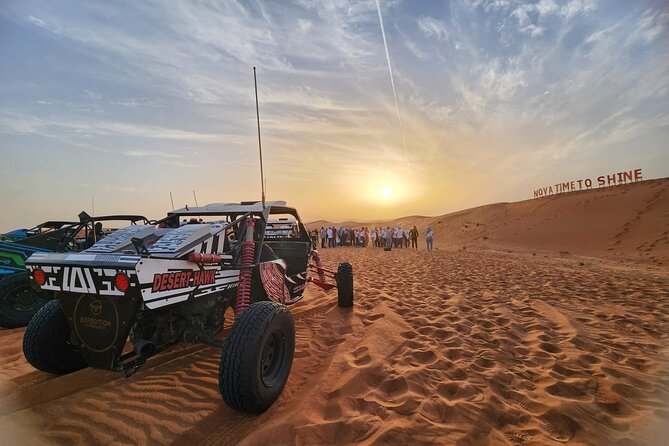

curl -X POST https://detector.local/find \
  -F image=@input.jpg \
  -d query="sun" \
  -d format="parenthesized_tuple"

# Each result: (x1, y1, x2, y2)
(380, 186, 393, 198)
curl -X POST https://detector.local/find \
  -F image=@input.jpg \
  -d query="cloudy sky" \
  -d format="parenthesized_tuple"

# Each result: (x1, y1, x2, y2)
(1, 0, 667, 229)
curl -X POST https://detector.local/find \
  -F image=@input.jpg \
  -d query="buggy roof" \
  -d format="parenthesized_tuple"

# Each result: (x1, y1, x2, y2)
(77, 211, 149, 224)
(169, 201, 293, 217)
(35, 221, 78, 228)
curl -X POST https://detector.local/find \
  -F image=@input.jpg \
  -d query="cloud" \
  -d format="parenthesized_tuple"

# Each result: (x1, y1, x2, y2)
(478, 59, 526, 100)
(559, 0, 597, 19)
(1, 0, 667, 225)
(417, 16, 449, 40)
(0, 111, 231, 143)
(628, 9, 668, 44)
(26, 15, 46, 27)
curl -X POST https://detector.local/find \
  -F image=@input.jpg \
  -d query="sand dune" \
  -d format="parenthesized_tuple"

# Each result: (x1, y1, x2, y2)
(309, 178, 669, 265)
(0, 179, 667, 445)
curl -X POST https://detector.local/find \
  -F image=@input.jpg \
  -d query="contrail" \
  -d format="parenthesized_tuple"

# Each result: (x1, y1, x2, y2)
(374, 0, 408, 162)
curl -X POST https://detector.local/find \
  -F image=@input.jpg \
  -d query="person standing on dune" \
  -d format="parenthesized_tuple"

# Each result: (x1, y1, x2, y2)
(326, 226, 333, 248)
(410, 225, 418, 250)
(426, 226, 433, 251)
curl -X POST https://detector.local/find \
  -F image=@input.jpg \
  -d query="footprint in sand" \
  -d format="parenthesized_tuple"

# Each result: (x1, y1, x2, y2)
(419, 398, 456, 425)
(351, 346, 372, 366)
(611, 383, 645, 399)
(362, 312, 385, 326)
(506, 429, 540, 443)
(399, 348, 438, 368)
(539, 409, 579, 442)
(545, 381, 589, 400)
(436, 382, 480, 402)
(538, 342, 561, 355)
(472, 356, 496, 371)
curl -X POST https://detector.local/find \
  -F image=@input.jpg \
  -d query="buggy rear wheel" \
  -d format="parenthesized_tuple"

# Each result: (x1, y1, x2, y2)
(0, 272, 51, 328)
(219, 301, 295, 413)
(336, 262, 354, 308)
(23, 299, 87, 374)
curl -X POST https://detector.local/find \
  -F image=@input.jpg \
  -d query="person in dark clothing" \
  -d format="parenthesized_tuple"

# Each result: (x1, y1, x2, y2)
(85, 222, 104, 248)
(410, 225, 419, 249)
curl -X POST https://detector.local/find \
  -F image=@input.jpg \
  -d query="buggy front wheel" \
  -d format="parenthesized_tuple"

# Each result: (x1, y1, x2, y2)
(219, 301, 295, 413)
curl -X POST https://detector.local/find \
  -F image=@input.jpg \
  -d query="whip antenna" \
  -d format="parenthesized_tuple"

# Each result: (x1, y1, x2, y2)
(253, 67, 266, 208)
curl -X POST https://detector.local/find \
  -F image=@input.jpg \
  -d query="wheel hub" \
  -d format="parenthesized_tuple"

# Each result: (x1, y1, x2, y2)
(6, 285, 47, 313)
(260, 330, 286, 387)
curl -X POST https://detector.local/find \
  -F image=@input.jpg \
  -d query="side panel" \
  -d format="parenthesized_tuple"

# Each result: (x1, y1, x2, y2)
(135, 259, 240, 309)
(0, 241, 51, 277)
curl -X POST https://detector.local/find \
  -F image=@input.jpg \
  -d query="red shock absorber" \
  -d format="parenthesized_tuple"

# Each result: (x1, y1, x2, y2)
(235, 218, 256, 315)
(312, 249, 326, 282)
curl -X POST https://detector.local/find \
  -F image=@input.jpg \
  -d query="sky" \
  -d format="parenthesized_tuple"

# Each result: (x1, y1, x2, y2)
(1, 0, 668, 230)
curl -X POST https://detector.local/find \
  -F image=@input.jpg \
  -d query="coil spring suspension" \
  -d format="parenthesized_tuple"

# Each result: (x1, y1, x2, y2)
(235, 218, 256, 315)
(312, 249, 326, 282)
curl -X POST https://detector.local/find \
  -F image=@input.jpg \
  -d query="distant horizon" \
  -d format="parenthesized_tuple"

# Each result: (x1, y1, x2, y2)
(1, 1, 667, 230)
(1, 174, 666, 232)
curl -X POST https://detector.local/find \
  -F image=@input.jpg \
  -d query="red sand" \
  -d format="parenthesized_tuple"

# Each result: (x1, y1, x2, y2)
(0, 178, 667, 445)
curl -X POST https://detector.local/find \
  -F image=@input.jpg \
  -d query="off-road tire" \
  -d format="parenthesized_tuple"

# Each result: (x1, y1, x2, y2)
(0, 272, 51, 328)
(23, 299, 87, 374)
(219, 301, 295, 413)
(336, 262, 354, 307)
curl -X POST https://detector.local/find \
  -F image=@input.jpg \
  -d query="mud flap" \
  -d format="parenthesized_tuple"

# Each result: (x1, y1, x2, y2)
(58, 291, 142, 369)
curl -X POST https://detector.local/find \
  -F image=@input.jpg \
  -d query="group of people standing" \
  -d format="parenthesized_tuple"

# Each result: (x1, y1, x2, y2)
(315, 226, 372, 248)
(313, 225, 434, 251)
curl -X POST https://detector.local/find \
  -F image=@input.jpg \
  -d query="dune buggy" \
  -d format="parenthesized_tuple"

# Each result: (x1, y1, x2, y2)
(1, 220, 78, 242)
(0, 212, 149, 328)
(24, 201, 353, 413)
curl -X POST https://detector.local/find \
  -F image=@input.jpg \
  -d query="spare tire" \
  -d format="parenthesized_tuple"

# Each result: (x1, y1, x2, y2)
(336, 262, 354, 308)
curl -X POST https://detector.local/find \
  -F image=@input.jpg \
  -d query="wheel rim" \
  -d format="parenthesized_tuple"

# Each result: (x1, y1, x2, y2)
(260, 329, 288, 388)
(4, 284, 48, 314)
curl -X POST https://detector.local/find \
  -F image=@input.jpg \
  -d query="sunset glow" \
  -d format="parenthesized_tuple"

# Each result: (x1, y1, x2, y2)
(0, 1, 667, 230)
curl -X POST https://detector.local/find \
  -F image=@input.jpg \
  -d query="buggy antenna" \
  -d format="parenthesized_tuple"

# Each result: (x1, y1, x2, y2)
(91, 196, 95, 217)
(253, 66, 266, 208)
(192, 190, 199, 207)
(169, 191, 175, 211)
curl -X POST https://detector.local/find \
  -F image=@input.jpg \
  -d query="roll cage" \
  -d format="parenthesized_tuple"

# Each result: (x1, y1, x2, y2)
(156, 201, 312, 264)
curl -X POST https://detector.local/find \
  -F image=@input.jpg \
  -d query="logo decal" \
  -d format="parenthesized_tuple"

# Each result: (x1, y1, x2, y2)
(151, 270, 216, 293)
(90, 300, 103, 315)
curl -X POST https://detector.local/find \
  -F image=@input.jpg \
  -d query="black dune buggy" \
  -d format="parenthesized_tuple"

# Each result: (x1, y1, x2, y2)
(24, 201, 353, 413)
(0, 212, 149, 328)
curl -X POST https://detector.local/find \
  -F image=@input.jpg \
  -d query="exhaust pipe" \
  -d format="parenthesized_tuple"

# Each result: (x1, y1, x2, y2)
(133, 339, 156, 357)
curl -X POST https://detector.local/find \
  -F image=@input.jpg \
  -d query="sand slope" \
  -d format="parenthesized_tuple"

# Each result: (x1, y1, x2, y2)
(309, 178, 669, 265)
(0, 179, 667, 445)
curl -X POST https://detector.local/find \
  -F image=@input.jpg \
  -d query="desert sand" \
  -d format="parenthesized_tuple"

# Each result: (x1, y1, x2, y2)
(0, 179, 667, 445)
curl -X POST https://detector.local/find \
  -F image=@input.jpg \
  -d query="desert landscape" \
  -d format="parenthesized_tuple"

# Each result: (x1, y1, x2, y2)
(0, 178, 667, 445)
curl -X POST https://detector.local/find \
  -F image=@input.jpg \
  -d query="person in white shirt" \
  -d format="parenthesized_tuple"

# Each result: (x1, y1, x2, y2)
(426, 227, 434, 251)
(326, 227, 333, 248)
